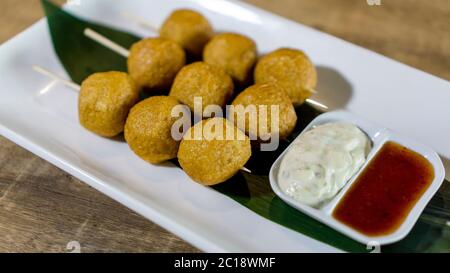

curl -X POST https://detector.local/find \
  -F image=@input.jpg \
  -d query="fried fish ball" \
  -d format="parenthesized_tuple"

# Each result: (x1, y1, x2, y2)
(127, 38, 186, 91)
(160, 9, 213, 57)
(169, 62, 233, 115)
(254, 48, 317, 106)
(178, 117, 251, 185)
(124, 96, 182, 164)
(78, 71, 138, 137)
(230, 83, 297, 140)
(203, 33, 257, 85)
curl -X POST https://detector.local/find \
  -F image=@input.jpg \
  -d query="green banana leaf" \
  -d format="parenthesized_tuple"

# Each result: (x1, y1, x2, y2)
(42, 0, 140, 84)
(41, 0, 450, 253)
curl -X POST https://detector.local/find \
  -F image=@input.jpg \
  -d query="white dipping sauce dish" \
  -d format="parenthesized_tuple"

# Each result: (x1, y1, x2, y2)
(269, 110, 445, 245)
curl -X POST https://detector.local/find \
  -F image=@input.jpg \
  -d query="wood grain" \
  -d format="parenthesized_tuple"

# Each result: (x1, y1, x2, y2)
(0, 0, 448, 252)
(245, 0, 450, 81)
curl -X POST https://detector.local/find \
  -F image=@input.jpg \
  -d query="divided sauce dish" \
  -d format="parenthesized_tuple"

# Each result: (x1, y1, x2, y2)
(269, 110, 445, 245)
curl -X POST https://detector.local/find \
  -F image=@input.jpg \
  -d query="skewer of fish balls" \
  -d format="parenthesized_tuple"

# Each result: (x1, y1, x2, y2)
(121, 12, 327, 111)
(32, 66, 252, 177)
(84, 28, 185, 92)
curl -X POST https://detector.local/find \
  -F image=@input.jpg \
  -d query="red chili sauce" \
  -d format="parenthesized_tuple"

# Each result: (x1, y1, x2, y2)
(332, 141, 434, 236)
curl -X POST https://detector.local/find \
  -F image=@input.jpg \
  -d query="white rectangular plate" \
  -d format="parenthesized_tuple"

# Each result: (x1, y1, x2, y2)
(0, 0, 449, 252)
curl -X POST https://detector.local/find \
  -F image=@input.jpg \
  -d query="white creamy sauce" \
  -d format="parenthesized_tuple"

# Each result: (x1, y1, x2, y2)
(278, 122, 371, 207)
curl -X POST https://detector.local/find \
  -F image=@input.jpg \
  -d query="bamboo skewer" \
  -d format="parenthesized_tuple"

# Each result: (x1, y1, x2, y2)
(305, 99, 328, 110)
(121, 12, 159, 33)
(32, 65, 253, 174)
(241, 166, 252, 174)
(32, 66, 80, 91)
(84, 28, 130, 58)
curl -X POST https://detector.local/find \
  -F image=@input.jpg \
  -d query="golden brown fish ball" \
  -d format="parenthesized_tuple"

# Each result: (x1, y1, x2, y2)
(78, 71, 138, 137)
(203, 33, 257, 86)
(230, 83, 297, 141)
(127, 38, 186, 91)
(254, 48, 317, 106)
(178, 117, 251, 185)
(169, 62, 234, 115)
(160, 9, 213, 57)
(124, 96, 183, 164)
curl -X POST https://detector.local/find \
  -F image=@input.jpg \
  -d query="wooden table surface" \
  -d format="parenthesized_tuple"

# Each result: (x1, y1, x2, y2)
(0, 0, 449, 253)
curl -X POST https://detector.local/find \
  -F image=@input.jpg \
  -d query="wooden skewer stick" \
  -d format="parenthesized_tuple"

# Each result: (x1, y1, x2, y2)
(32, 65, 254, 174)
(32, 66, 80, 91)
(84, 28, 130, 58)
(121, 12, 159, 34)
(305, 99, 328, 110)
